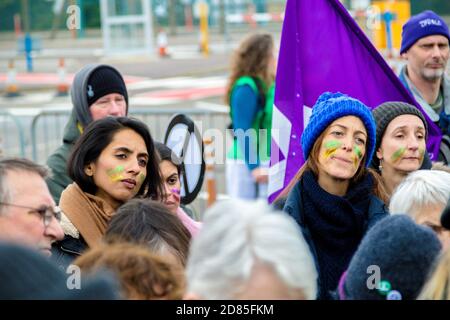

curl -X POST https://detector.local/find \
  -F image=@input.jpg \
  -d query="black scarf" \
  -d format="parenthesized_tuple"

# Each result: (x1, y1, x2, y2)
(300, 170, 374, 299)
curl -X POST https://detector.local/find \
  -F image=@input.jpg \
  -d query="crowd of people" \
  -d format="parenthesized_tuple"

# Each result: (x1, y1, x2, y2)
(0, 9, 450, 300)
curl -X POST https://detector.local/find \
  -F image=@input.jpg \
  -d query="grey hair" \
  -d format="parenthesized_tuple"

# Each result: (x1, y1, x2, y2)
(390, 170, 450, 218)
(0, 158, 49, 215)
(186, 199, 317, 299)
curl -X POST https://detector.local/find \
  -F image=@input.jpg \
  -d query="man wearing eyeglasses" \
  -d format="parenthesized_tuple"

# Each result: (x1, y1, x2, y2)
(0, 158, 64, 257)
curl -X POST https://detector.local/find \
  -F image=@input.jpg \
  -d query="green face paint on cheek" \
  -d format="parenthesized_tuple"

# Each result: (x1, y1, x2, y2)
(354, 146, 363, 159)
(419, 148, 425, 162)
(352, 146, 363, 167)
(107, 165, 125, 182)
(138, 173, 146, 184)
(323, 140, 342, 159)
(324, 140, 342, 149)
(391, 147, 406, 162)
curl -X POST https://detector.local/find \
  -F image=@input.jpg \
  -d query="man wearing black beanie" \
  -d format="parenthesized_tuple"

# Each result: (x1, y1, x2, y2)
(46, 64, 129, 205)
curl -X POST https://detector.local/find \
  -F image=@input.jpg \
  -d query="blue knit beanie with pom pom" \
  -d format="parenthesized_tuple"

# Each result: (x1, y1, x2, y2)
(301, 92, 376, 167)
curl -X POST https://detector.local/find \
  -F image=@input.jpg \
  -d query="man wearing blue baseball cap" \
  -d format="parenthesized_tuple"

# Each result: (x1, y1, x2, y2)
(399, 10, 450, 160)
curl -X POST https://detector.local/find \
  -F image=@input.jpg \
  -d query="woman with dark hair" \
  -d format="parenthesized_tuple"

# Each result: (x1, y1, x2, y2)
(104, 199, 191, 269)
(51, 117, 163, 268)
(225, 33, 276, 199)
(154, 142, 201, 237)
(281, 92, 389, 300)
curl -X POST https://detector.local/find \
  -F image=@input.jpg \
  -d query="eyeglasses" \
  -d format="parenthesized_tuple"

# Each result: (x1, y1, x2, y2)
(0, 202, 62, 227)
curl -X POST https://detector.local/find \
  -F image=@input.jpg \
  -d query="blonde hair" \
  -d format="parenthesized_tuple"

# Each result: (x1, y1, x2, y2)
(418, 248, 450, 300)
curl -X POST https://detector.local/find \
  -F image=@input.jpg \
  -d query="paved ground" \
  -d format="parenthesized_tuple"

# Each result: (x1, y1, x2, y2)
(0, 25, 283, 78)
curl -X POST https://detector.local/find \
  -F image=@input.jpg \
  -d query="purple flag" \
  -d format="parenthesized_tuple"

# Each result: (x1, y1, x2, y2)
(268, 0, 442, 203)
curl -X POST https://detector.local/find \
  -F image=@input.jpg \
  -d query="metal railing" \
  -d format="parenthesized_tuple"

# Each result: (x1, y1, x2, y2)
(2, 104, 231, 215)
(0, 110, 27, 158)
(29, 105, 229, 164)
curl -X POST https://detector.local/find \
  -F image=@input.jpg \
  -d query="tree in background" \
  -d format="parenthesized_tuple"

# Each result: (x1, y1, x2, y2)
(411, 0, 450, 15)
(0, 0, 100, 33)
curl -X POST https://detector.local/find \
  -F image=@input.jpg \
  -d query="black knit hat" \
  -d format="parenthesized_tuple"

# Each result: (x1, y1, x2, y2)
(0, 242, 119, 299)
(371, 102, 428, 169)
(86, 66, 128, 107)
(339, 215, 441, 300)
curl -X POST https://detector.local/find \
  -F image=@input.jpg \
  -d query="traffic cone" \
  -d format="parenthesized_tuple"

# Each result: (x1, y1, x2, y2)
(5, 60, 21, 97)
(245, 4, 257, 29)
(203, 137, 217, 207)
(56, 58, 69, 96)
(199, 2, 209, 57)
(157, 30, 169, 58)
(14, 14, 22, 39)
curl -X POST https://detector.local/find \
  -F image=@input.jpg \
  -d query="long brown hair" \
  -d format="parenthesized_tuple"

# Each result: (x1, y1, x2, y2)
(225, 33, 275, 105)
(277, 130, 388, 203)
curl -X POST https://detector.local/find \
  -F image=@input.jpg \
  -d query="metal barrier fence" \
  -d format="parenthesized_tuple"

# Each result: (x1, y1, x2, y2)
(29, 106, 229, 164)
(0, 110, 26, 158)
(1, 105, 231, 216)
(1, 105, 229, 163)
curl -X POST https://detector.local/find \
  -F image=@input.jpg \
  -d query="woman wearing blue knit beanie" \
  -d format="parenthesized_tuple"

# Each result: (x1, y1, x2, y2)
(281, 92, 389, 300)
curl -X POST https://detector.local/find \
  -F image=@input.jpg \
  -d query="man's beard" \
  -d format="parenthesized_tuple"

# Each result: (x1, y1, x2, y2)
(421, 67, 445, 81)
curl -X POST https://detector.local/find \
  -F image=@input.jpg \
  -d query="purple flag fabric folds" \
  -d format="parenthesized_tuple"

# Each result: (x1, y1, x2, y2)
(268, 0, 442, 203)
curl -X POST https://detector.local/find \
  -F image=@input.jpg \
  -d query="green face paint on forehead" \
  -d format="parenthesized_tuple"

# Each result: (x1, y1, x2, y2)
(107, 165, 125, 182)
(391, 147, 406, 163)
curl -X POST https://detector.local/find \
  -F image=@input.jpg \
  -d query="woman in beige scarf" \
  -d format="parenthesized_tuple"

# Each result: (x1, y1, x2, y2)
(51, 117, 163, 268)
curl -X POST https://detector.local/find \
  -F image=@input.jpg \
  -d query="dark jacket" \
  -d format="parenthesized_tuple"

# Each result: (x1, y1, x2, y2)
(46, 112, 81, 205)
(283, 171, 388, 300)
(51, 235, 87, 271)
(46, 64, 129, 204)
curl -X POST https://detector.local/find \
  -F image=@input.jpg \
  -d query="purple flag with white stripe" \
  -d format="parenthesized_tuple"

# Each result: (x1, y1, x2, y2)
(268, 0, 442, 203)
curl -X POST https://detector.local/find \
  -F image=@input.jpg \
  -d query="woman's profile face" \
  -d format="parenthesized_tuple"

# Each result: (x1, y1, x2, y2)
(317, 116, 367, 180)
(159, 160, 181, 214)
(85, 128, 148, 208)
(376, 114, 426, 174)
